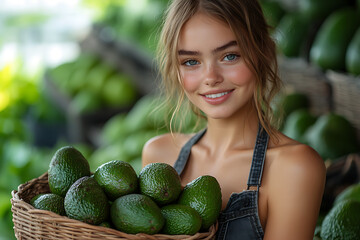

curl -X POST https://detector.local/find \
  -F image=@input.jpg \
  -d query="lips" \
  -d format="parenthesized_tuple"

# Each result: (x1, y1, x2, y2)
(205, 91, 231, 99)
(201, 89, 234, 105)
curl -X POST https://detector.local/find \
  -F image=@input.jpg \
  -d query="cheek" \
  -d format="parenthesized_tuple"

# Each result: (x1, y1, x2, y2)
(181, 71, 200, 93)
(226, 64, 255, 86)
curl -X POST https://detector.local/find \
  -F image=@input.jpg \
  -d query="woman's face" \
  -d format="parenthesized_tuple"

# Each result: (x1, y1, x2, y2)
(177, 12, 256, 120)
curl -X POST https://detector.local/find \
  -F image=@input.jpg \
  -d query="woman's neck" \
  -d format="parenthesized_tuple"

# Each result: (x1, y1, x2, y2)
(204, 106, 259, 154)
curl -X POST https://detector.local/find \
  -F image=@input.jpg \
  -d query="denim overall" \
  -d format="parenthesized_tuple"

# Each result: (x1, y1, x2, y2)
(173, 124, 269, 240)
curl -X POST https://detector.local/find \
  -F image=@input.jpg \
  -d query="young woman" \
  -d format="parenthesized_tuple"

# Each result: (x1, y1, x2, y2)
(142, 0, 326, 239)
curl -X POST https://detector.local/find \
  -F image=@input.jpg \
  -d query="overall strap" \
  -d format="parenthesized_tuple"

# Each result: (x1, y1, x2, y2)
(173, 129, 207, 175)
(247, 124, 269, 189)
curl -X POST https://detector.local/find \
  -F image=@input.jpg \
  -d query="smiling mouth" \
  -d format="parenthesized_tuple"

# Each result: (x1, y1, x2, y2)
(204, 90, 232, 99)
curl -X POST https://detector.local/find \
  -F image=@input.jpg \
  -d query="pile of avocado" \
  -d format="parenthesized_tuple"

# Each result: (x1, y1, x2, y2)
(275, 92, 360, 161)
(31, 146, 222, 236)
(314, 183, 360, 240)
(49, 53, 139, 114)
(262, 0, 360, 75)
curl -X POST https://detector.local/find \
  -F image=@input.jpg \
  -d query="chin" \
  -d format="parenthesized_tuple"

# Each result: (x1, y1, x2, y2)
(203, 110, 237, 120)
(203, 104, 252, 120)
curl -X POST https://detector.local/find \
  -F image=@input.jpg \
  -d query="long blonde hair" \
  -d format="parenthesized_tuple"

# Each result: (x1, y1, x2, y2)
(156, 0, 282, 138)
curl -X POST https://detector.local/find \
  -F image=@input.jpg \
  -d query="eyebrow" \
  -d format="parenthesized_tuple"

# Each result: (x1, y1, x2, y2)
(178, 40, 237, 56)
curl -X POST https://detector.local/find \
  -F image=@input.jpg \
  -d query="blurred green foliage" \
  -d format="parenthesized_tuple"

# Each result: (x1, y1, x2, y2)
(0, 1, 169, 238)
(0, 61, 38, 239)
(48, 53, 139, 114)
(0, 61, 40, 114)
(82, 0, 169, 53)
(0, 60, 94, 239)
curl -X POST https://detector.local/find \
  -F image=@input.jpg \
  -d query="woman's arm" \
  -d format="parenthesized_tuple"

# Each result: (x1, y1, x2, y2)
(264, 144, 326, 240)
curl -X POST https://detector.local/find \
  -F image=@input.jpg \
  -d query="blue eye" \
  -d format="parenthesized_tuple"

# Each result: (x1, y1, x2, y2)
(184, 60, 199, 66)
(224, 54, 238, 61)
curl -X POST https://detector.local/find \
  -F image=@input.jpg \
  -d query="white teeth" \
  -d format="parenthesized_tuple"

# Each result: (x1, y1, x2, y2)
(205, 91, 229, 99)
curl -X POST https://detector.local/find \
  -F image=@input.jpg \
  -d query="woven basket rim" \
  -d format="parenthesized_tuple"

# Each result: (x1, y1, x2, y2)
(11, 172, 218, 240)
(326, 70, 360, 83)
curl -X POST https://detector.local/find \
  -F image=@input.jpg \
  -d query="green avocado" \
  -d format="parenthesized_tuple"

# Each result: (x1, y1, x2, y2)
(282, 109, 317, 143)
(321, 200, 360, 240)
(310, 7, 360, 71)
(273, 13, 312, 57)
(260, 0, 285, 29)
(298, 0, 354, 21)
(64, 176, 110, 225)
(346, 27, 360, 75)
(31, 193, 66, 216)
(333, 183, 360, 206)
(304, 113, 359, 160)
(94, 160, 138, 201)
(139, 162, 182, 205)
(178, 175, 222, 230)
(110, 193, 164, 234)
(161, 204, 202, 235)
(48, 146, 91, 197)
(273, 92, 310, 125)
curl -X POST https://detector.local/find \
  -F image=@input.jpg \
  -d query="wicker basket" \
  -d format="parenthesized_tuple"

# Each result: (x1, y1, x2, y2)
(326, 70, 360, 141)
(278, 56, 332, 116)
(11, 172, 217, 240)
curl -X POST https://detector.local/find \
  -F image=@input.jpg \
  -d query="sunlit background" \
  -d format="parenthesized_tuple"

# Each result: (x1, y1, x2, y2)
(1, 0, 360, 239)
(0, 1, 169, 239)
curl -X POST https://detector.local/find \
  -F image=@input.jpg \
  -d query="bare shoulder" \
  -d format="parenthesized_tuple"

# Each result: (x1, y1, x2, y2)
(274, 141, 326, 179)
(268, 133, 326, 178)
(141, 132, 193, 168)
(266, 133, 327, 199)
(263, 134, 326, 239)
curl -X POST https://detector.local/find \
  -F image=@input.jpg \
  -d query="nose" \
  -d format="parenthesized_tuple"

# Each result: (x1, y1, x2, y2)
(204, 64, 223, 86)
